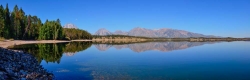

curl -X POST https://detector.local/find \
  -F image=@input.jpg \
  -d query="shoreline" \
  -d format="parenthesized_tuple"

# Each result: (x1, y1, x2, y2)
(0, 47, 53, 79)
(1, 39, 249, 79)
(0, 40, 71, 48)
(1, 38, 250, 48)
(0, 40, 75, 79)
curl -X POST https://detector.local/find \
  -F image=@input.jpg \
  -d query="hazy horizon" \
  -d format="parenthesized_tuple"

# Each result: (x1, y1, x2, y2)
(2, 0, 250, 37)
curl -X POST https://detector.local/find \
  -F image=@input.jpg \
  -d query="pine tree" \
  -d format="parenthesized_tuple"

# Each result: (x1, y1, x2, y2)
(0, 5, 5, 37)
(4, 4, 11, 39)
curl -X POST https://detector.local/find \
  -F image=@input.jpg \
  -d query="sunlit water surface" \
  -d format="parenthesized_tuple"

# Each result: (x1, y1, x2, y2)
(11, 41, 250, 80)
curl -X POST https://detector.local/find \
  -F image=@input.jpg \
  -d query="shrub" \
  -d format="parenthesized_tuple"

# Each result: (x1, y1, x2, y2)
(0, 37, 5, 41)
(9, 38, 14, 41)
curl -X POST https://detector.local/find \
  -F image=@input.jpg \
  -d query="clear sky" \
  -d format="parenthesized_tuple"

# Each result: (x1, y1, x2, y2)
(1, 0, 250, 37)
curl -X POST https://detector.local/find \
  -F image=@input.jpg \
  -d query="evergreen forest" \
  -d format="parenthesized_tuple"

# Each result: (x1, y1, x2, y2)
(0, 4, 92, 40)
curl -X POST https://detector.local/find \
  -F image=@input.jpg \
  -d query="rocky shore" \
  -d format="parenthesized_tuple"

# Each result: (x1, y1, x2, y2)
(0, 47, 53, 80)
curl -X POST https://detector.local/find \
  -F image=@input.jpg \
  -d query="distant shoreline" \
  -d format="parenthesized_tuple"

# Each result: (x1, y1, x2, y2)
(71, 40, 92, 41)
(92, 37, 250, 41)
(1, 38, 250, 48)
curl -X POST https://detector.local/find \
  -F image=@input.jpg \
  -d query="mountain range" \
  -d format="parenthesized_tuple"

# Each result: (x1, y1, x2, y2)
(94, 27, 216, 38)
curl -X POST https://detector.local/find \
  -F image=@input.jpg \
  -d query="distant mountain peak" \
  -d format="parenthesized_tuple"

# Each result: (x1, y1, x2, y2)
(94, 28, 112, 35)
(95, 27, 216, 38)
(63, 23, 78, 29)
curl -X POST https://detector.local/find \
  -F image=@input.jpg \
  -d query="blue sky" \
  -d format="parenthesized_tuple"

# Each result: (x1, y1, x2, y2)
(1, 0, 250, 37)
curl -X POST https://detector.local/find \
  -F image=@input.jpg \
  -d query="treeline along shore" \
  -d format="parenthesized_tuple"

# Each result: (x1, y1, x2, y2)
(0, 4, 92, 41)
(0, 3, 92, 80)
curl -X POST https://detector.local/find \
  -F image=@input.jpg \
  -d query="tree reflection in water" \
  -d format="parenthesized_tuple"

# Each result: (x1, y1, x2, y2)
(9, 42, 92, 63)
(9, 41, 216, 64)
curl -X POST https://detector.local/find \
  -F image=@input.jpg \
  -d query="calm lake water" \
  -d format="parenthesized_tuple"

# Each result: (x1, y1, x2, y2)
(10, 41, 250, 80)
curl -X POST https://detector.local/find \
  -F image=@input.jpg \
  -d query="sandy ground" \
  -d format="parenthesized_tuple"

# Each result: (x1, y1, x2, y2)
(0, 40, 71, 48)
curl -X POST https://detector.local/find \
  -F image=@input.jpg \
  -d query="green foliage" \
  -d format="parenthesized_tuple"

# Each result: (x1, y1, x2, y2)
(4, 4, 11, 39)
(38, 19, 64, 40)
(0, 4, 11, 39)
(0, 4, 91, 40)
(22, 15, 42, 40)
(63, 28, 92, 40)
(0, 5, 4, 37)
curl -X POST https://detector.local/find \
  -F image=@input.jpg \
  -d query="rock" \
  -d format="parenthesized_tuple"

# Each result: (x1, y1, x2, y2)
(0, 47, 54, 79)
(21, 78, 26, 80)
(0, 71, 3, 75)
(20, 70, 27, 75)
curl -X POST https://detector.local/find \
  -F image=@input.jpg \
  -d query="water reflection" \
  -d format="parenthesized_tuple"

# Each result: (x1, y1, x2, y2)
(94, 42, 216, 52)
(9, 41, 217, 63)
(7, 41, 250, 80)
(64, 42, 92, 56)
(9, 42, 92, 63)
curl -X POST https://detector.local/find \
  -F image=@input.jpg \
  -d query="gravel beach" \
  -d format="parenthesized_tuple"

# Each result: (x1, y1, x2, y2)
(0, 47, 54, 80)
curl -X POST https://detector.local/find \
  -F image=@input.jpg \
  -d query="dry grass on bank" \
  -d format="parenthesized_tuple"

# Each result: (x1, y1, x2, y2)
(0, 40, 71, 48)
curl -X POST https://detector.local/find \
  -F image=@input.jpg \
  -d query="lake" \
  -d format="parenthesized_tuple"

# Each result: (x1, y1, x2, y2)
(10, 41, 250, 80)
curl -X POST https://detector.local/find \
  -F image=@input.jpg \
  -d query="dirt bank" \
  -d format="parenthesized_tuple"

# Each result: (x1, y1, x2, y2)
(0, 40, 71, 48)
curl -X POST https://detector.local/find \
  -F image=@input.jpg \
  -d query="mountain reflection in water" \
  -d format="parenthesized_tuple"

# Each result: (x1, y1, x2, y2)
(94, 42, 216, 52)
(9, 41, 217, 64)
(8, 41, 250, 80)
